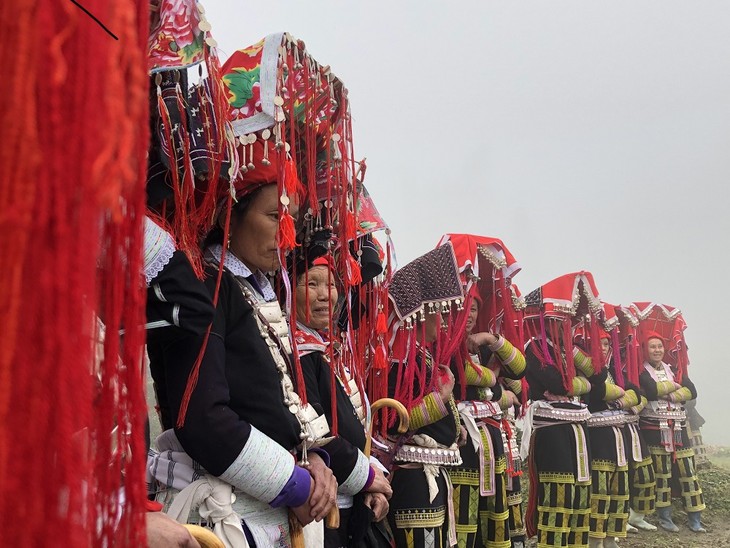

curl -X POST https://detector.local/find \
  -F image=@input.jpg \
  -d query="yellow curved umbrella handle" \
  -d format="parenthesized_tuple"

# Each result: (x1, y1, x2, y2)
(182, 524, 226, 548)
(365, 398, 410, 457)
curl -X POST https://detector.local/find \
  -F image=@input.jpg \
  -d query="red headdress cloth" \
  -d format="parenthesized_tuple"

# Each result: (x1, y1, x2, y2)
(614, 304, 641, 385)
(220, 30, 360, 294)
(597, 301, 624, 387)
(630, 302, 689, 381)
(148, 0, 233, 273)
(436, 234, 522, 347)
(437, 233, 524, 400)
(523, 271, 604, 391)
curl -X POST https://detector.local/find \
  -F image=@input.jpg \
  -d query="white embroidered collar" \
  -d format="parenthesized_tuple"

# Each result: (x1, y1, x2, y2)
(207, 244, 277, 302)
(144, 217, 176, 286)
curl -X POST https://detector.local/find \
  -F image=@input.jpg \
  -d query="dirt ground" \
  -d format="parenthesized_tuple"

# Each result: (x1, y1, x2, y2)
(526, 449, 730, 547)
(620, 511, 730, 547)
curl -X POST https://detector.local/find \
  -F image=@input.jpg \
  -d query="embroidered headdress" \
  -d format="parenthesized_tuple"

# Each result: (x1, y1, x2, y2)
(523, 271, 605, 391)
(386, 243, 465, 410)
(629, 302, 689, 381)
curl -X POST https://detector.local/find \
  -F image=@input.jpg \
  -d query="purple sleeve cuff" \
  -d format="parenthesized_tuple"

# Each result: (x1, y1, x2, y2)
(269, 466, 311, 508)
(308, 447, 330, 467)
(362, 466, 375, 491)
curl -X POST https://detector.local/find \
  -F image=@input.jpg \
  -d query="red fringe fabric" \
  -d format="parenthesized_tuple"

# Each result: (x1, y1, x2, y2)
(587, 317, 605, 375)
(177, 194, 232, 428)
(610, 329, 625, 388)
(0, 1, 149, 545)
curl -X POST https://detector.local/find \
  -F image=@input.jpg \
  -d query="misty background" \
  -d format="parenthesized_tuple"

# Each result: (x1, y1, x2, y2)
(206, 1, 730, 445)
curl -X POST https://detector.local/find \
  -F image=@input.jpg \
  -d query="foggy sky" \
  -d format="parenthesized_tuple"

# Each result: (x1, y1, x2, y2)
(207, 1, 730, 444)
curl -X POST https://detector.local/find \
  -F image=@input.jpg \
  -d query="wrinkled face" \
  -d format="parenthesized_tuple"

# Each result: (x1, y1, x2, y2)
(647, 337, 665, 364)
(465, 300, 479, 335)
(228, 184, 299, 273)
(600, 337, 611, 360)
(295, 265, 338, 330)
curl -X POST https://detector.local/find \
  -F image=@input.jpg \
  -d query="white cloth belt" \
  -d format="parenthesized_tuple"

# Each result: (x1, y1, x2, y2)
(167, 475, 248, 548)
(520, 400, 544, 460)
(457, 402, 485, 452)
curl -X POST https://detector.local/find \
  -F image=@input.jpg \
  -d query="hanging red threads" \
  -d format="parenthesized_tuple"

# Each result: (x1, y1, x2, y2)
(1, 1, 150, 545)
(278, 209, 299, 250)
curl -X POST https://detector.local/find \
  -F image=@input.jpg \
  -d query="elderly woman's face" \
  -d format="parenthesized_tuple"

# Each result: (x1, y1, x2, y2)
(295, 265, 338, 330)
(229, 184, 298, 273)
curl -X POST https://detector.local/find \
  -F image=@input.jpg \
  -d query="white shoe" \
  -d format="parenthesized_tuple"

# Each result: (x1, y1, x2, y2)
(628, 509, 657, 531)
(626, 523, 638, 534)
(604, 538, 619, 548)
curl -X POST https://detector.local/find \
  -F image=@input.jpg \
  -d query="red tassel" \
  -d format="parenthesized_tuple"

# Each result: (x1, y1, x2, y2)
(374, 342, 388, 370)
(346, 253, 362, 286)
(284, 158, 300, 196)
(376, 309, 387, 335)
(278, 210, 299, 251)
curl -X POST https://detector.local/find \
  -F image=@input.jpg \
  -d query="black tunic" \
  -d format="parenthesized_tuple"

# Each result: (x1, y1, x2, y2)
(146, 250, 215, 336)
(300, 351, 366, 483)
(148, 266, 303, 476)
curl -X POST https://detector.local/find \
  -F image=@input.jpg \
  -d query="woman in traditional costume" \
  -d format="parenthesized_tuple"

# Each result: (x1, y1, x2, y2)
(293, 255, 393, 547)
(637, 327, 705, 533)
(381, 243, 466, 548)
(612, 305, 656, 534)
(522, 272, 601, 548)
(147, 153, 341, 546)
(147, 32, 371, 546)
(572, 307, 640, 548)
(437, 234, 526, 548)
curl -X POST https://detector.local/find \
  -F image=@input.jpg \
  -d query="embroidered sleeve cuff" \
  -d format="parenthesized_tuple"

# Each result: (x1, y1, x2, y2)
(569, 376, 591, 396)
(465, 362, 497, 388)
(490, 337, 527, 377)
(409, 392, 449, 430)
(668, 387, 692, 403)
(617, 390, 639, 410)
(572, 348, 594, 377)
(364, 466, 376, 490)
(603, 383, 625, 402)
(503, 378, 522, 395)
(630, 396, 648, 415)
(656, 380, 676, 397)
(307, 447, 331, 467)
(218, 425, 295, 504)
(488, 336, 506, 352)
(338, 451, 371, 496)
(269, 465, 311, 508)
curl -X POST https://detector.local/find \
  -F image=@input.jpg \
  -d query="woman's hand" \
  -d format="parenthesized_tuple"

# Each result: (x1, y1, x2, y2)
(458, 422, 468, 447)
(146, 511, 201, 548)
(291, 480, 315, 526)
(467, 332, 498, 353)
(364, 466, 393, 499)
(542, 391, 571, 402)
(436, 365, 455, 402)
(364, 492, 390, 522)
(303, 452, 338, 521)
